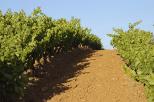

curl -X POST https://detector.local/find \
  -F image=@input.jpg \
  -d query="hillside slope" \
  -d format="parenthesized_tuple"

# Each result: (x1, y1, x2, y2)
(24, 49, 147, 102)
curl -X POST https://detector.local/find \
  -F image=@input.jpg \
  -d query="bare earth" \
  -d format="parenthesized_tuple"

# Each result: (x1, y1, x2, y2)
(24, 49, 147, 102)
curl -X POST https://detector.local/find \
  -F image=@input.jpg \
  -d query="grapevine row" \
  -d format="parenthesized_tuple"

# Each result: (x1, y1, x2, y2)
(0, 8, 102, 101)
(108, 21, 154, 102)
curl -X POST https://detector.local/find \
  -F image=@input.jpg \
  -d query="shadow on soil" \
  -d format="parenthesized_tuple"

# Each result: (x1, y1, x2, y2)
(23, 48, 95, 102)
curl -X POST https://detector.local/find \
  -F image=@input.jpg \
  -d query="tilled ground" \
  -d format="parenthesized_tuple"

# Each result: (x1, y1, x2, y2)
(24, 49, 147, 102)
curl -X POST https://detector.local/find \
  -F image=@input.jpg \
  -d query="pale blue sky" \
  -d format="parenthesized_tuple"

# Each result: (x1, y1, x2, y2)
(0, 0, 154, 49)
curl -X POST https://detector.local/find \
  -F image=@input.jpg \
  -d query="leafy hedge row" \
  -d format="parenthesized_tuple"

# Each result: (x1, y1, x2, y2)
(0, 8, 102, 101)
(108, 21, 154, 102)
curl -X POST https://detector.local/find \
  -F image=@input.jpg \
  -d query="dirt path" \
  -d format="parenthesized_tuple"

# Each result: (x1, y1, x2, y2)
(24, 49, 147, 102)
(47, 50, 147, 102)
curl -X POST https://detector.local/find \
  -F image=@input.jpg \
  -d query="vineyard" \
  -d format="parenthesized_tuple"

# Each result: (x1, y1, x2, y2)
(108, 21, 154, 102)
(0, 8, 154, 102)
(0, 8, 102, 101)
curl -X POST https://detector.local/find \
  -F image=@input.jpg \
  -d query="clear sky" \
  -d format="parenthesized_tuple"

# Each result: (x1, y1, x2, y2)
(0, 0, 154, 49)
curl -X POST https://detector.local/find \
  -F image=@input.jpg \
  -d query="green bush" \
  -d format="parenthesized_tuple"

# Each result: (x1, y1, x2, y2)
(0, 8, 102, 101)
(108, 21, 154, 102)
